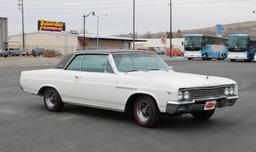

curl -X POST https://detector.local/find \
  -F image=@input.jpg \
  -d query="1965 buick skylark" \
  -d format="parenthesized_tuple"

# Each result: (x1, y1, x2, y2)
(20, 50, 239, 127)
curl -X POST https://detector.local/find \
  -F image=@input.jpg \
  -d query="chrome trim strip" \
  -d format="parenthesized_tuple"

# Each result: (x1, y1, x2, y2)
(168, 95, 239, 105)
(167, 101, 194, 105)
(64, 100, 124, 112)
(116, 86, 137, 91)
(179, 84, 235, 91)
(194, 96, 226, 101)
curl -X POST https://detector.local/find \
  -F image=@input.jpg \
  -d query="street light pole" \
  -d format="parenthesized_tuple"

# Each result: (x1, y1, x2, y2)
(83, 14, 86, 50)
(21, 0, 25, 52)
(133, 0, 136, 50)
(97, 14, 108, 49)
(169, 0, 172, 58)
(18, 0, 25, 51)
(83, 11, 95, 50)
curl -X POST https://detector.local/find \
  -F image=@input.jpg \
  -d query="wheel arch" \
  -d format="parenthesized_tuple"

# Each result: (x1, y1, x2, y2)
(124, 92, 160, 114)
(37, 85, 60, 96)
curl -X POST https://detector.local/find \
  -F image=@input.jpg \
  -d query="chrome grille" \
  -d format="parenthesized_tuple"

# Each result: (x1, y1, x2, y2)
(190, 87, 225, 99)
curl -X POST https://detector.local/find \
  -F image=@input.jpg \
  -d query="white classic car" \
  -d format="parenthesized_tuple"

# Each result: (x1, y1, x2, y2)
(20, 50, 239, 127)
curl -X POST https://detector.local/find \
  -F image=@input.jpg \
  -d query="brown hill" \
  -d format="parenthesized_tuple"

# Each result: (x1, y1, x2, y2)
(182, 21, 256, 37)
(117, 21, 256, 38)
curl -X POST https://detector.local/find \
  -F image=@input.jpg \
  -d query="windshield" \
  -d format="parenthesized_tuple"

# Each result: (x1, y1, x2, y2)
(112, 52, 169, 72)
(228, 36, 249, 52)
(184, 36, 203, 51)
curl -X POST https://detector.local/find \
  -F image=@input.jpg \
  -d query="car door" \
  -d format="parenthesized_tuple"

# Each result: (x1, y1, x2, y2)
(62, 55, 84, 102)
(74, 54, 120, 110)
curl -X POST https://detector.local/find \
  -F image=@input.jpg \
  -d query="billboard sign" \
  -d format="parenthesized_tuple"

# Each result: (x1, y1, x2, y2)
(38, 20, 65, 32)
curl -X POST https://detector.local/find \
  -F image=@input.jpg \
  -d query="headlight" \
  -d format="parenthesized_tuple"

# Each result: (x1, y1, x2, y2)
(184, 91, 190, 100)
(224, 88, 230, 96)
(229, 86, 235, 95)
(178, 91, 183, 101)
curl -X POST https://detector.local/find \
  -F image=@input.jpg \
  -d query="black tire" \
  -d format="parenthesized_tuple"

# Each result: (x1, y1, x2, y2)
(43, 88, 63, 112)
(191, 110, 215, 120)
(188, 58, 192, 60)
(222, 54, 227, 60)
(245, 58, 253, 62)
(133, 95, 160, 128)
(202, 54, 208, 61)
(230, 59, 236, 62)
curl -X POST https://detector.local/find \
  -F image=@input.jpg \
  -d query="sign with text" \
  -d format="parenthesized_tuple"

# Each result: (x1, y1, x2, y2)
(38, 20, 65, 32)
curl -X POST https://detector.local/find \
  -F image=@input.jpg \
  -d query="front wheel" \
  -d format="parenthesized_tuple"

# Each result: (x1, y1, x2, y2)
(202, 54, 209, 60)
(191, 110, 215, 120)
(43, 88, 63, 112)
(133, 96, 160, 128)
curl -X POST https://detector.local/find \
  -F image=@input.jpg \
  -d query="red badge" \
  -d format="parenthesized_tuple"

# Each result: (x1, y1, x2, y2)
(204, 101, 216, 111)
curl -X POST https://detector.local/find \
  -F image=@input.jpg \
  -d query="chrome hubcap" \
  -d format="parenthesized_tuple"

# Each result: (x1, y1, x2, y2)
(45, 90, 56, 108)
(137, 100, 151, 122)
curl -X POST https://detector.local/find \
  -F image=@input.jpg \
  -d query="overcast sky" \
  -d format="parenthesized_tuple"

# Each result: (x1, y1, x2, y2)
(1, 0, 256, 36)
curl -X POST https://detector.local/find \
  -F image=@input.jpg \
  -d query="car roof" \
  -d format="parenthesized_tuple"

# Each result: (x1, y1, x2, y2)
(73, 49, 147, 55)
(56, 50, 155, 69)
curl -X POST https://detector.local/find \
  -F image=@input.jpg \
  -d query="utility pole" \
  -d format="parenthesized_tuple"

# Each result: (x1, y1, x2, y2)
(133, 0, 135, 50)
(18, 0, 25, 52)
(82, 11, 95, 50)
(169, 0, 172, 58)
(83, 14, 86, 50)
(97, 14, 108, 49)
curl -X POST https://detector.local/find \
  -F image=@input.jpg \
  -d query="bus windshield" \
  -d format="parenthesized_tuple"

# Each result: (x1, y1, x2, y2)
(228, 36, 249, 52)
(184, 36, 203, 51)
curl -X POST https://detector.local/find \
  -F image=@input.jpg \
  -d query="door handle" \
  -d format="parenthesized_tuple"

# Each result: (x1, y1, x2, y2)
(75, 76, 82, 79)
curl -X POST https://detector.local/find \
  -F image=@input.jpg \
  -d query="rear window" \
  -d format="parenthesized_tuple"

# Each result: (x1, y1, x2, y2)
(55, 53, 74, 69)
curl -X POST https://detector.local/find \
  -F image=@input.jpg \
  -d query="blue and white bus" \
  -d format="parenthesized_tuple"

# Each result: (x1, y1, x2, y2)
(183, 34, 228, 60)
(227, 34, 256, 62)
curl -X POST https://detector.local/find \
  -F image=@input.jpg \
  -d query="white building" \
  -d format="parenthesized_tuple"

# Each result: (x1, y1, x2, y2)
(9, 31, 146, 55)
(9, 31, 79, 55)
(135, 38, 184, 51)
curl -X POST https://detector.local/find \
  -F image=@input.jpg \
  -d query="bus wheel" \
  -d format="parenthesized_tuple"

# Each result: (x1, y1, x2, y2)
(188, 58, 192, 60)
(221, 54, 227, 60)
(202, 54, 207, 60)
(230, 59, 236, 62)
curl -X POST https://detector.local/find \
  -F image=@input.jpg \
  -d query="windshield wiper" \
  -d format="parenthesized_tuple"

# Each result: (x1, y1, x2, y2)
(148, 68, 161, 71)
(125, 69, 144, 72)
(147, 68, 169, 72)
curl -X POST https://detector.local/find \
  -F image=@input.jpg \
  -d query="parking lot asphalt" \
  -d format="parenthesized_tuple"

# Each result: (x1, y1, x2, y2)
(0, 60, 256, 152)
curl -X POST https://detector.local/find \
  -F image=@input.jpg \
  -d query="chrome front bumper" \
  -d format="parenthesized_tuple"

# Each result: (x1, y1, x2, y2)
(166, 96, 238, 115)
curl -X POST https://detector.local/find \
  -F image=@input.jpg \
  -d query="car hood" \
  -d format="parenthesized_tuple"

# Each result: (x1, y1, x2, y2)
(127, 70, 236, 89)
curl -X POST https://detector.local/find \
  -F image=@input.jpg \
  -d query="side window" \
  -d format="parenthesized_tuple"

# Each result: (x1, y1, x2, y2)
(81, 55, 114, 73)
(66, 55, 83, 71)
(113, 54, 134, 72)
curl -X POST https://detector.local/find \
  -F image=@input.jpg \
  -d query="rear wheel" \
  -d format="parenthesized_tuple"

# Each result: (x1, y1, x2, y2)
(202, 54, 208, 60)
(222, 54, 227, 60)
(133, 96, 160, 127)
(43, 88, 63, 112)
(188, 58, 192, 60)
(191, 110, 215, 120)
